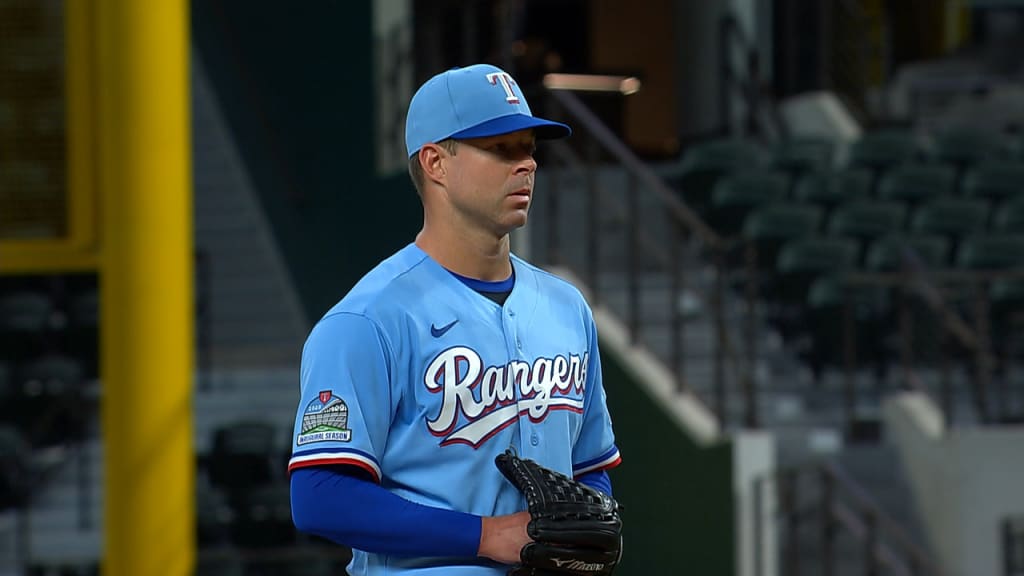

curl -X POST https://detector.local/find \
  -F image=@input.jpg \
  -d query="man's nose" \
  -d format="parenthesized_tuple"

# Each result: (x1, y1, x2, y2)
(515, 155, 537, 174)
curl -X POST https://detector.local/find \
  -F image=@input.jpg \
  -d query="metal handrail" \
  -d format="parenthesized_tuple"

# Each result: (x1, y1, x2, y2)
(760, 462, 943, 576)
(542, 88, 759, 426)
(837, 258, 1024, 425)
(823, 462, 941, 575)
(547, 90, 723, 249)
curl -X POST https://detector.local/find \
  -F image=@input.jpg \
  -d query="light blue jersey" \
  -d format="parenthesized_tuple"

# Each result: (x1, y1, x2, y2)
(289, 243, 620, 575)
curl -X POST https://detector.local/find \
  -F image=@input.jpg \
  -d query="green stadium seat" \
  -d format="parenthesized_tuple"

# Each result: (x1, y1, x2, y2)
(668, 138, 765, 215)
(242, 547, 338, 576)
(954, 234, 1024, 385)
(955, 234, 1024, 270)
(865, 234, 951, 272)
(197, 476, 235, 547)
(776, 237, 860, 303)
(195, 553, 244, 576)
(863, 234, 952, 367)
(16, 354, 86, 446)
(827, 201, 907, 256)
(848, 130, 921, 171)
(769, 137, 834, 176)
(993, 197, 1024, 233)
(0, 290, 56, 365)
(0, 290, 53, 333)
(777, 236, 860, 276)
(771, 236, 860, 341)
(929, 126, 1004, 167)
(991, 277, 1024, 335)
(208, 421, 279, 499)
(20, 353, 84, 392)
(1009, 132, 1024, 160)
(805, 272, 892, 382)
(741, 203, 823, 271)
(708, 170, 789, 236)
(991, 277, 1024, 339)
(68, 288, 99, 378)
(962, 161, 1024, 201)
(230, 482, 296, 550)
(909, 197, 990, 240)
(793, 169, 873, 212)
(0, 424, 32, 511)
(877, 163, 956, 205)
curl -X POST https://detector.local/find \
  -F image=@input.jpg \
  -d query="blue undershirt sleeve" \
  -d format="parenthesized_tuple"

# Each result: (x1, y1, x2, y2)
(290, 466, 481, 558)
(576, 470, 612, 496)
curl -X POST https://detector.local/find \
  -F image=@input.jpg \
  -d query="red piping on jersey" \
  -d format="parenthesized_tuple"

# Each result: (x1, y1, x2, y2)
(288, 457, 381, 483)
(573, 455, 622, 479)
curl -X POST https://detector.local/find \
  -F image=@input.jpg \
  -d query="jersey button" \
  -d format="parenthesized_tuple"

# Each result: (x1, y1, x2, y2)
(530, 433, 539, 446)
(516, 340, 522, 350)
(508, 309, 516, 317)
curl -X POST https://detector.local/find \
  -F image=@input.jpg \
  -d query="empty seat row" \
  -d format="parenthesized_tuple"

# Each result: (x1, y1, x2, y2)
(670, 131, 1024, 224)
(0, 355, 92, 447)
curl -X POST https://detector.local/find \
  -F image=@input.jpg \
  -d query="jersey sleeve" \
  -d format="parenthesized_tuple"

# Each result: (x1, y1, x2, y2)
(571, 309, 622, 477)
(288, 312, 395, 482)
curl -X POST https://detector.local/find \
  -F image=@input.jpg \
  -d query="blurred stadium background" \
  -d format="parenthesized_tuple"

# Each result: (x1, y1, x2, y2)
(2, 0, 1024, 574)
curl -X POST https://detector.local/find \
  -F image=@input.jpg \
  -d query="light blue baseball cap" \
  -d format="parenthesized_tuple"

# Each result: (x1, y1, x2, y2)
(405, 64, 572, 157)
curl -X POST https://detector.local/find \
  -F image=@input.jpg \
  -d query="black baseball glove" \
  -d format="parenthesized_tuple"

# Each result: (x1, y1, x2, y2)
(495, 449, 623, 575)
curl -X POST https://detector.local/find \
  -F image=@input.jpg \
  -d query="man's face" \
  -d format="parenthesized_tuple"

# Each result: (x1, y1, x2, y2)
(443, 129, 538, 237)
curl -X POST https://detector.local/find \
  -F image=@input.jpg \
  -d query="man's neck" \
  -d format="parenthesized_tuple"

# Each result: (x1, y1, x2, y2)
(415, 224, 513, 281)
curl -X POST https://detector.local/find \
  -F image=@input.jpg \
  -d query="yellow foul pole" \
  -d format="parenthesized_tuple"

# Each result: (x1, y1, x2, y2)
(97, 0, 194, 574)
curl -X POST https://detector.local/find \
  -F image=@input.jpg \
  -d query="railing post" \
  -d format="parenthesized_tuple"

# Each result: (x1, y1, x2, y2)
(782, 469, 801, 576)
(745, 240, 759, 426)
(973, 279, 993, 423)
(16, 507, 29, 574)
(626, 173, 640, 343)
(899, 286, 913, 385)
(843, 282, 857, 436)
(745, 50, 760, 136)
(546, 155, 561, 267)
(586, 139, 600, 303)
(864, 511, 879, 576)
(714, 249, 728, 425)
(821, 468, 836, 576)
(754, 475, 764, 576)
(940, 324, 953, 426)
(671, 220, 686, 393)
(196, 249, 212, 391)
(78, 440, 91, 530)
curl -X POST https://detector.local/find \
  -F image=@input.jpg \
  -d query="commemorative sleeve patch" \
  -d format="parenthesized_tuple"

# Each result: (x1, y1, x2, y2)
(297, 390, 353, 445)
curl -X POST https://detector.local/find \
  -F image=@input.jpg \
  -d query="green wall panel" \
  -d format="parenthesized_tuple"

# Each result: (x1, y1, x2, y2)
(602, 349, 735, 575)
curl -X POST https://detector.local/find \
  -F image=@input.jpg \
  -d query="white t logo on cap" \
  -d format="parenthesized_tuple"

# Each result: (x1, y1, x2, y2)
(486, 72, 520, 104)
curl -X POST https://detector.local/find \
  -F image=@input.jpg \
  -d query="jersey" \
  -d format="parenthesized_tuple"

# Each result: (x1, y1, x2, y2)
(288, 243, 621, 576)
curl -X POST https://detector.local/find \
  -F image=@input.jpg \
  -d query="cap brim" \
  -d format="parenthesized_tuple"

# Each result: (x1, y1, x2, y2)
(450, 114, 572, 142)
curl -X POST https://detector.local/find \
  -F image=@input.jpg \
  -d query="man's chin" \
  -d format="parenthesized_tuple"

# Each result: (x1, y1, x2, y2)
(508, 212, 529, 231)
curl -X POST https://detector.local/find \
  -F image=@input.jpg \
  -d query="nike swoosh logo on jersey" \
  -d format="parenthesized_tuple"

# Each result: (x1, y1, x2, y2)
(430, 319, 458, 338)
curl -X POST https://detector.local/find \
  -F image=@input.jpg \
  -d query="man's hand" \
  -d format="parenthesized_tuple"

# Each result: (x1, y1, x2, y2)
(479, 511, 532, 564)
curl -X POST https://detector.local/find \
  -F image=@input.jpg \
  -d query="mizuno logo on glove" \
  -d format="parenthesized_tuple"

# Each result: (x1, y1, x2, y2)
(553, 558, 606, 570)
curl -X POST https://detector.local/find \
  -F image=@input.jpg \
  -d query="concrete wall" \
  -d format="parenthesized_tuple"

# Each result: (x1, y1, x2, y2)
(884, 392, 1024, 576)
(733, 430, 777, 576)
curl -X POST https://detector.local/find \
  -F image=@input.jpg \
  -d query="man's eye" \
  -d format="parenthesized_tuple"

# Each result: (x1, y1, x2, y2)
(488, 142, 534, 157)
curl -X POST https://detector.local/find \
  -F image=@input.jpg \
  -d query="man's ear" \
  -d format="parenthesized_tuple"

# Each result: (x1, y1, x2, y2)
(419, 144, 446, 185)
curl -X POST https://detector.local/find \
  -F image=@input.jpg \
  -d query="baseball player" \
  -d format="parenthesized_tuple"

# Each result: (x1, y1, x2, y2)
(289, 63, 622, 575)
